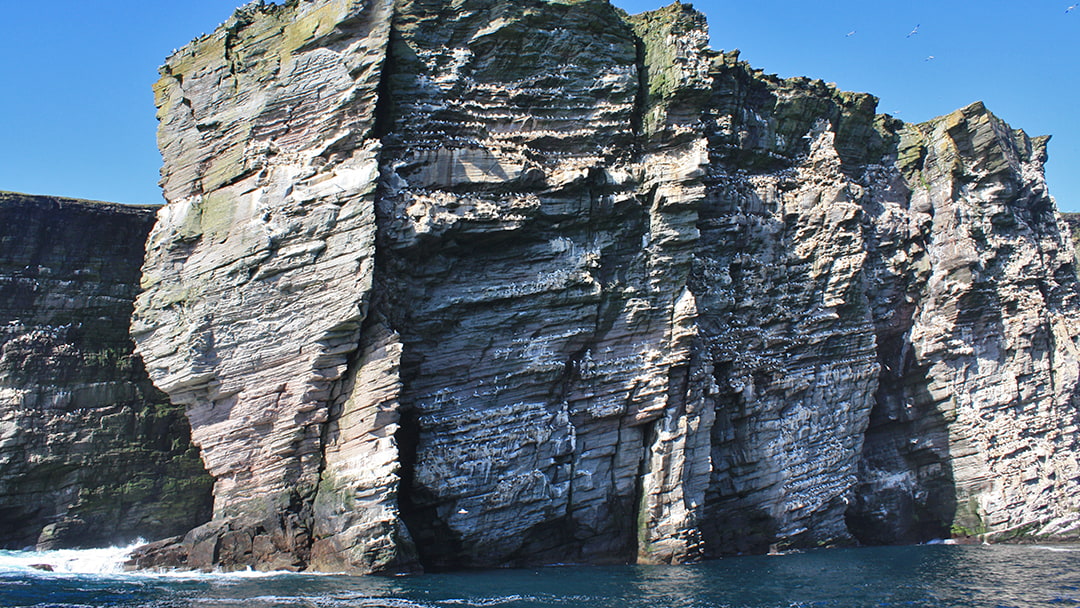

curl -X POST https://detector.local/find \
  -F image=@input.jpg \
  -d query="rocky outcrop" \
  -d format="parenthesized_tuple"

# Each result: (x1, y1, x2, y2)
(129, 0, 1080, 573)
(131, 0, 396, 572)
(1061, 213, 1080, 271)
(0, 192, 212, 550)
(849, 105, 1080, 543)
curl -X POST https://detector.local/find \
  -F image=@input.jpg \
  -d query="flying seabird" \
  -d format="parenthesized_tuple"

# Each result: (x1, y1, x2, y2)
(925, 55, 935, 61)
(1068, 4, 1078, 12)
(845, 30, 857, 37)
(907, 24, 920, 37)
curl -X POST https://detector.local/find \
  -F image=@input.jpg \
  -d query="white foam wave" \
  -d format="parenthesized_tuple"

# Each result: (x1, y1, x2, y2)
(189, 597, 432, 607)
(1033, 545, 1080, 553)
(0, 543, 355, 580)
(0, 541, 143, 575)
(325, 600, 433, 608)
(146, 567, 334, 581)
(441, 596, 535, 606)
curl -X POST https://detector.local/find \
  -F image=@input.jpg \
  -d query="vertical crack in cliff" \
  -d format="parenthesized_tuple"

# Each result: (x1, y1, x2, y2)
(302, 0, 415, 572)
(630, 36, 648, 139)
(848, 328, 955, 544)
(365, 5, 441, 570)
(848, 177, 956, 544)
(394, 395, 461, 571)
(633, 416, 658, 562)
(371, 26, 398, 140)
(392, 388, 427, 565)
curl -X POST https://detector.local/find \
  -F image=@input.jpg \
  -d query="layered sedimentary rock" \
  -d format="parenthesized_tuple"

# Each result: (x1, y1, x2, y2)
(132, 0, 397, 572)
(1062, 213, 1080, 270)
(130, 0, 1080, 572)
(849, 105, 1080, 543)
(0, 192, 212, 550)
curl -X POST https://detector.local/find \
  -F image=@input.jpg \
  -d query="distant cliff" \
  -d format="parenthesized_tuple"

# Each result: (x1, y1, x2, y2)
(10, 0, 1073, 573)
(0, 192, 213, 550)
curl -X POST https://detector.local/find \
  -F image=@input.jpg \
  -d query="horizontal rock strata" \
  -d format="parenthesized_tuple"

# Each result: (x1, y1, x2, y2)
(132, 0, 398, 573)
(129, 0, 1080, 572)
(850, 105, 1080, 543)
(0, 192, 212, 550)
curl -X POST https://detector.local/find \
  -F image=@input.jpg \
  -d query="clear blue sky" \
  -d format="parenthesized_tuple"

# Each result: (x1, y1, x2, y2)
(1, 1, 1076, 210)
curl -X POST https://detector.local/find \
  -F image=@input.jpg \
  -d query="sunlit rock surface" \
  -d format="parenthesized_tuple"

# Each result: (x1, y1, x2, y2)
(0, 192, 212, 551)
(849, 105, 1080, 543)
(130, 0, 1080, 572)
(131, 0, 400, 572)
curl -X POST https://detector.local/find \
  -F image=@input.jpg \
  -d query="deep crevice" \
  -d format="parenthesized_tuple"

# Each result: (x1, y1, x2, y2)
(630, 35, 648, 139)
(632, 417, 659, 562)
(847, 195, 956, 545)
(393, 404, 431, 565)
(371, 27, 400, 141)
(393, 405, 463, 571)
(846, 330, 956, 545)
(367, 13, 468, 571)
(307, 1, 419, 569)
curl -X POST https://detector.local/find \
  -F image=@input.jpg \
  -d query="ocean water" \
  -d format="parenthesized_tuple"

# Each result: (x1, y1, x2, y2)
(1, 543, 1078, 608)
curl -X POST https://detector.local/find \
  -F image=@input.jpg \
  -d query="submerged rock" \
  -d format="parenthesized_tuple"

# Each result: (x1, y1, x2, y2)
(124, 0, 1080, 572)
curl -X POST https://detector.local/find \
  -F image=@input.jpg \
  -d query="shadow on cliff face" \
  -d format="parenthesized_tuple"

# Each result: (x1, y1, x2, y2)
(848, 270, 1012, 544)
(394, 405, 463, 570)
(697, 363, 779, 556)
(846, 334, 956, 545)
(0, 194, 214, 551)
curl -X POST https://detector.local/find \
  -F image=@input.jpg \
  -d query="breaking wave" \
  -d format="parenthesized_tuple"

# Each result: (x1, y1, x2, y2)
(0, 542, 143, 575)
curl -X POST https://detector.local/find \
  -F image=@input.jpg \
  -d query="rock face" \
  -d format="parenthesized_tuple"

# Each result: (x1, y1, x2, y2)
(130, 0, 1080, 572)
(1061, 213, 1080, 271)
(0, 192, 213, 550)
(849, 105, 1080, 543)
(132, 0, 394, 572)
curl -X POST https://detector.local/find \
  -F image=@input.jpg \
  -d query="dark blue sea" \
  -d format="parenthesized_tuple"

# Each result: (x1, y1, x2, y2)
(2, 543, 1078, 608)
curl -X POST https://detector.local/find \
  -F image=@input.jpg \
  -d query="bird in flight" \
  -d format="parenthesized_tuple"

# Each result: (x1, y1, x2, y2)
(1068, 4, 1078, 12)
(846, 30, 857, 37)
(907, 24, 920, 37)
(925, 55, 936, 61)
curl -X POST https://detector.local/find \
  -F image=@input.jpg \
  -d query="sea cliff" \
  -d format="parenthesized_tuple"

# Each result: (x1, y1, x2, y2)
(0, 192, 213, 550)
(4, 0, 1080, 573)
(127, 0, 1080, 571)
